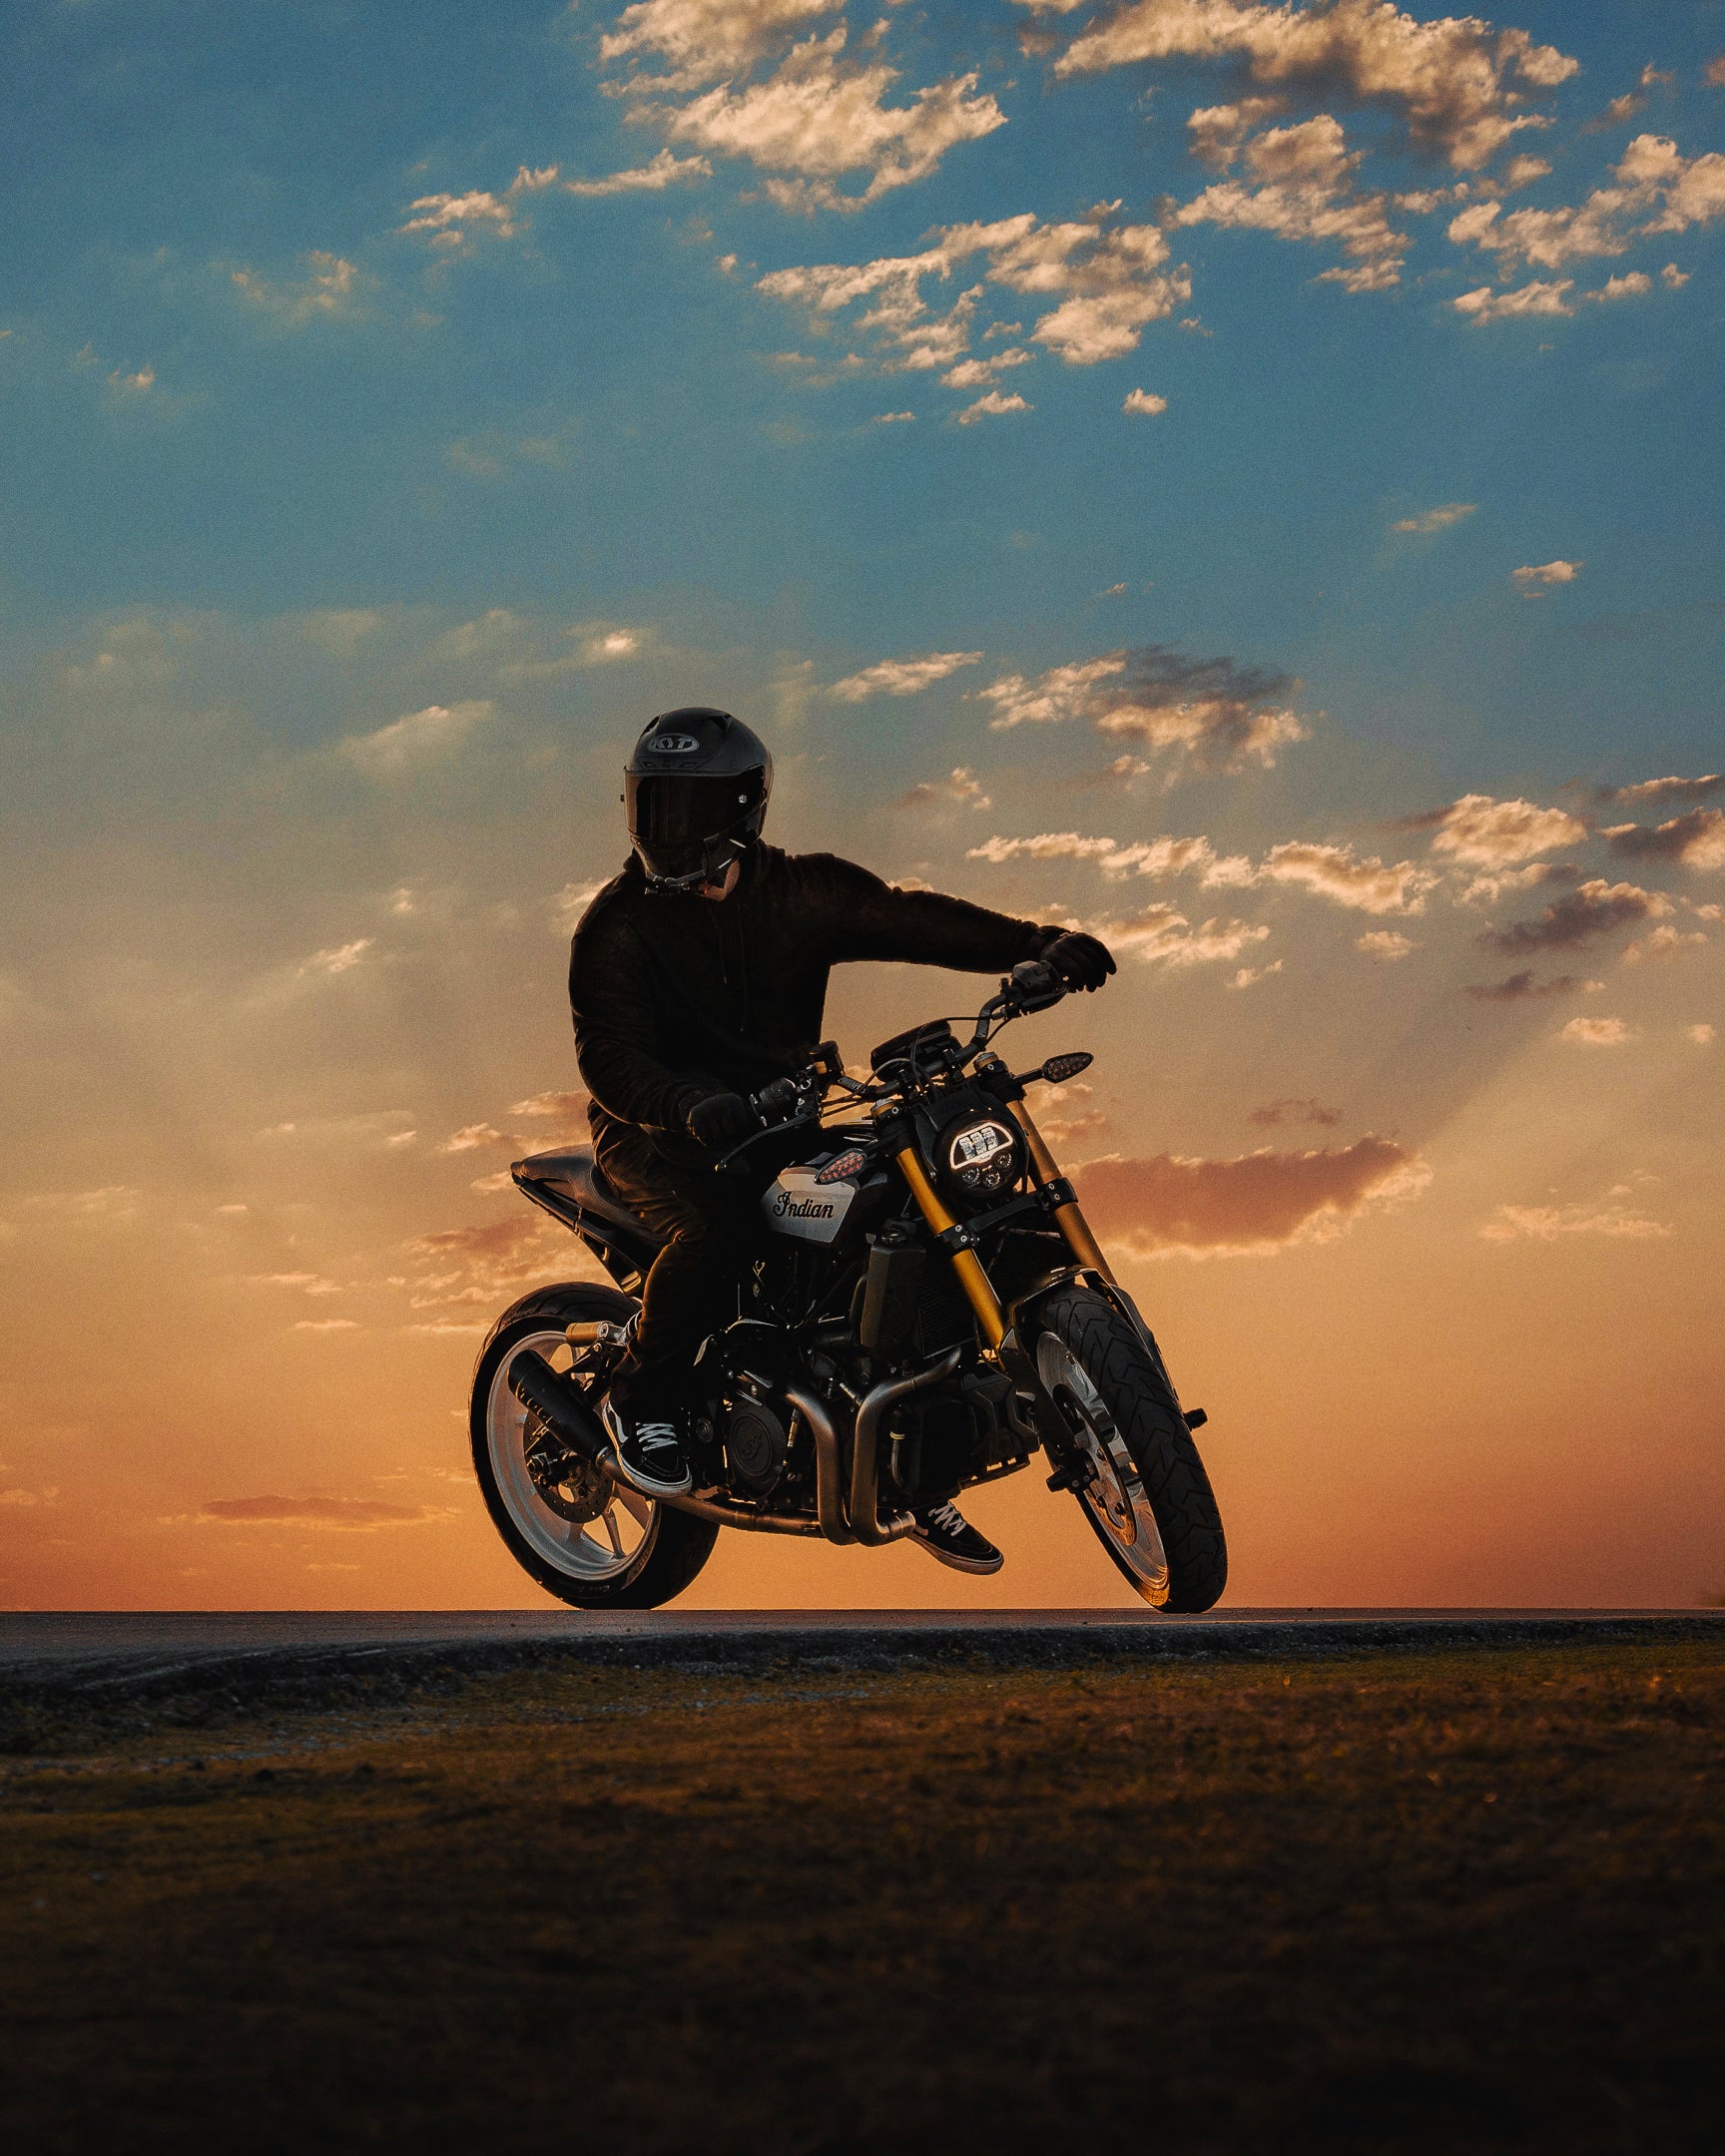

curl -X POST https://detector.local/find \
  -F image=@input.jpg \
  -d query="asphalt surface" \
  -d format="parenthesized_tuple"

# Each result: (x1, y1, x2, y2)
(1, 1608, 1718, 1709)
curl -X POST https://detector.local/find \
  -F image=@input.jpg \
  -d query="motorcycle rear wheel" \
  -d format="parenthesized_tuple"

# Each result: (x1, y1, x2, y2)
(1034, 1286, 1227, 1612)
(470, 1284, 719, 1610)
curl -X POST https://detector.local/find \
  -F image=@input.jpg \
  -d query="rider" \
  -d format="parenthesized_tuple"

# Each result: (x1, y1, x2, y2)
(568, 707, 1114, 1574)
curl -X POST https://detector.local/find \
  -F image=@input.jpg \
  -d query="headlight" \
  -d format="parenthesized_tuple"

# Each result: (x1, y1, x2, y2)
(937, 1115, 1023, 1206)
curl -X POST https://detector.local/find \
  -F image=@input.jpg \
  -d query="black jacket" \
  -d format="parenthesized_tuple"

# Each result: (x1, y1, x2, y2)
(570, 844, 1056, 1160)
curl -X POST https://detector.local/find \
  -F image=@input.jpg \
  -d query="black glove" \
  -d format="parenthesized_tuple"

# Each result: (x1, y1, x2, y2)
(685, 1090, 757, 1153)
(1041, 930, 1116, 992)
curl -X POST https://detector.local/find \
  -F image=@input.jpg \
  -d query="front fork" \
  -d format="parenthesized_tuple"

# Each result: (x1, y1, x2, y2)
(891, 1097, 1116, 1340)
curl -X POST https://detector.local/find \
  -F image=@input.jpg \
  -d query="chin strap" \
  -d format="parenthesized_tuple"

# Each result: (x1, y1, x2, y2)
(639, 830, 754, 894)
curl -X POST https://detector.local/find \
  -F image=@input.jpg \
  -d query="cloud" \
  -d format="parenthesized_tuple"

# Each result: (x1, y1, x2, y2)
(1250, 1097, 1341, 1127)
(1446, 133, 1725, 273)
(1465, 970, 1588, 1001)
(1069, 1135, 1427, 1258)
(830, 651, 983, 700)
(441, 1123, 510, 1153)
(195, 1494, 452, 1529)
(1483, 878, 1670, 954)
(1707, 54, 1725, 90)
(896, 767, 991, 811)
(400, 190, 524, 247)
(1621, 924, 1707, 964)
(757, 205, 1191, 374)
(1690, 1023, 1716, 1045)
(1390, 502, 1475, 534)
(1454, 279, 1574, 322)
(1123, 387, 1167, 413)
(636, 26, 1006, 212)
(563, 148, 713, 196)
(581, 628, 641, 662)
(941, 346, 1032, 388)
(980, 644, 1308, 776)
(1454, 860, 1579, 907)
(599, 0, 841, 91)
(1414, 792, 1587, 864)
(958, 389, 1032, 423)
(511, 1089, 590, 1121)
(1257, 840, 1437, 914)
(1586, 270, 1653, 301)
(1172, 113, 1411, 290)
(1558, 1015, 1634, 1046)
(1602, 774, 1722, 807)
(1356, 929, 1416, 959)
(231, 252, 367, 325)
(1042, 0, 1575, 167)
(297, 938, 373, 979)
(403, 1217, 570, 1308)
(873, 409, 916, 423)
(1478, 1200, 1668, 1242)
(969, 829, 1228, 879)
(1094, 905, 1270, 970)
(1510, 559, 1582, 593)
(1601, 807, 1725, 870)
(339, 700, 493, 775)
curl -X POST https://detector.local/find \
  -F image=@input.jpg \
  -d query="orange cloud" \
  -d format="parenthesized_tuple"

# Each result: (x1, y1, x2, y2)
(1071, 1136, 1425, 1257)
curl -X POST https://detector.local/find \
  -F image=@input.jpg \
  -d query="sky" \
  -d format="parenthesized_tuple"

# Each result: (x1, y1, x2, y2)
(1, 0, 1722, 1612)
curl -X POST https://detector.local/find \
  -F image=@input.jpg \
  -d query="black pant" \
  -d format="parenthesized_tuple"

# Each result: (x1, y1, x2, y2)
(595, 1125, 772, 1411)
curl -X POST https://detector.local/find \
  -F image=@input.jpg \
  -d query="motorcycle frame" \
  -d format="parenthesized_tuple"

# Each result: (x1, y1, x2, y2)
(528, 968, 1145, 1548)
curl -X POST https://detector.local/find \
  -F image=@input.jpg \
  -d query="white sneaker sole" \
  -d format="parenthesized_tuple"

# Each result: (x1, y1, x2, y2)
(910, 1533, 1004, 1576)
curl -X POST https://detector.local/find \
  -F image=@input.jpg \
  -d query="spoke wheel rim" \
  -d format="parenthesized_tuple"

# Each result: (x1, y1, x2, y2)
(1036, 1333, 1170, 1599)
(486, 1329, 655, 1584)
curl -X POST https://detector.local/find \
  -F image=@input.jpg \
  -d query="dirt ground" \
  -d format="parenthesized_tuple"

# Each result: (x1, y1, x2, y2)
(1, 1641, 1720, 2155)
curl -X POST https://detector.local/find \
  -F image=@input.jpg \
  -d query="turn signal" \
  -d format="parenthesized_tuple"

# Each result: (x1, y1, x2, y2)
(1039, 1052, 1094, 1084)
(815, 1150, 869, 1185)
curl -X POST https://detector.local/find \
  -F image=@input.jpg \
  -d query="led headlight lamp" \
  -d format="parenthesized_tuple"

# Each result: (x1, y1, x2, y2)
(935, 1113, 1023, 1208)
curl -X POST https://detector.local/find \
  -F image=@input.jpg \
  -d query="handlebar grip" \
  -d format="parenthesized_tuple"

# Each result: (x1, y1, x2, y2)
(753, 1075, 802, 1121)
(1007, 958, 1065, 1013)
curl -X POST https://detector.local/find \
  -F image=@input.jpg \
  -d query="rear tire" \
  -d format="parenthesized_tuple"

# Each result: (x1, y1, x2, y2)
(1034, 1287, 1226, 1612)
(470, 1284, 719, 1611)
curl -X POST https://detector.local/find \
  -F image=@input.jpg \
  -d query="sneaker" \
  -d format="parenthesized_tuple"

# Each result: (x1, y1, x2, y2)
(600, 1398, 693, 1498)
(909, 1499, 1003, 1576)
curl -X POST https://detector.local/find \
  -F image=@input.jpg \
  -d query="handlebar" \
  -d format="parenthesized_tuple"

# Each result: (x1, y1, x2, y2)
(709, 961, 1076, 1170)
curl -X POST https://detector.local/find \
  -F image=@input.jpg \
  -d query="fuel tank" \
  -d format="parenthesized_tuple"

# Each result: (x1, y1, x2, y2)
(761, 1160, 863, 1245)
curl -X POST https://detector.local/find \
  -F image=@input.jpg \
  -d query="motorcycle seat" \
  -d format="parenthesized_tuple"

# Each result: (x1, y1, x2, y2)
(511, 1145, 667, 1249)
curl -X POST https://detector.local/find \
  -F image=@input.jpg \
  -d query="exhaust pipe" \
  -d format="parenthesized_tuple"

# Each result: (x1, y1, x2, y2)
(849, 1346, 964, 1546)
(507, 1348, 609, 1461)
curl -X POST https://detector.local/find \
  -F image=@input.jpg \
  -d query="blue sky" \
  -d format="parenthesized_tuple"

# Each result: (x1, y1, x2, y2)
(1, 0, 1722, 1608)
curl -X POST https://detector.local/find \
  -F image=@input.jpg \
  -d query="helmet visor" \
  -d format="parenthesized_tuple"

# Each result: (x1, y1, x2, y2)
(627, 770, 767, 865)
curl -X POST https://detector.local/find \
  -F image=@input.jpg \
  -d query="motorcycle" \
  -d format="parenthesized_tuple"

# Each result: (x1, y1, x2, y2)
(468, 957, 1227, 1611)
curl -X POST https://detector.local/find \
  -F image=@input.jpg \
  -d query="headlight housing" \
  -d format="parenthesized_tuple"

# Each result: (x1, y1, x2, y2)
(934, 1113, 1024, 1210)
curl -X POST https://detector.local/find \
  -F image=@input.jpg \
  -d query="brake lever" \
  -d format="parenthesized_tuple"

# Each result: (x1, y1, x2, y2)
(712, 1106, 819, 1174)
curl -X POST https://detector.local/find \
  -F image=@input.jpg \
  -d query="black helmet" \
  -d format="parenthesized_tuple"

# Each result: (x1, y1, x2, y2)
(624, 707, 773, 890)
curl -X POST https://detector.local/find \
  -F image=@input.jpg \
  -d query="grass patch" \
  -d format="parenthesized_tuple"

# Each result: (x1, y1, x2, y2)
(2, 1642, 1721, 2152)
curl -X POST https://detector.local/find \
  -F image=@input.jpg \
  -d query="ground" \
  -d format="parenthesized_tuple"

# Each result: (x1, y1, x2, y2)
(1, 1639, 1721, 2153)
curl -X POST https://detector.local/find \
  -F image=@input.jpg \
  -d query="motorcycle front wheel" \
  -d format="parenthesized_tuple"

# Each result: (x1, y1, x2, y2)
(1033, 1286, 1227, 1612)
(469, 1284, 719, 1611)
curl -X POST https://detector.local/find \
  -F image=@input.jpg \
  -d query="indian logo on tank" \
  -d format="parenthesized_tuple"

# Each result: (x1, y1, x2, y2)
(763, 1163, 859, 1244)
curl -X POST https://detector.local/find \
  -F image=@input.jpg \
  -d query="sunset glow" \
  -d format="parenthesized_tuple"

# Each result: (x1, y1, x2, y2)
(1, 0, 1721, 1610)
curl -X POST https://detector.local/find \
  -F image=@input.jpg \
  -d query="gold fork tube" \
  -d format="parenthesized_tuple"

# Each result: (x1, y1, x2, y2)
(1008, 1101, 1116, 1284)
(893, 1147, 1006, 1348)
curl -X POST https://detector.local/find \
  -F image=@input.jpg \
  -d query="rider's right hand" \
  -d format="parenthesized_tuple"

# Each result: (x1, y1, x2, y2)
(685, 1089, 758, 1152)
(1041, 930, 1116, 992)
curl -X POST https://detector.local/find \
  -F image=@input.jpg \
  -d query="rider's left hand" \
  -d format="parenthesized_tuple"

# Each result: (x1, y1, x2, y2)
(1041, 930, 1116, 992)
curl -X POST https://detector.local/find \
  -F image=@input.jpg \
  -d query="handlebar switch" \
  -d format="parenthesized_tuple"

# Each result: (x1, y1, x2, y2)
(1006, 958, 1065, 1014)
(754, 1076, 802, 1121)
